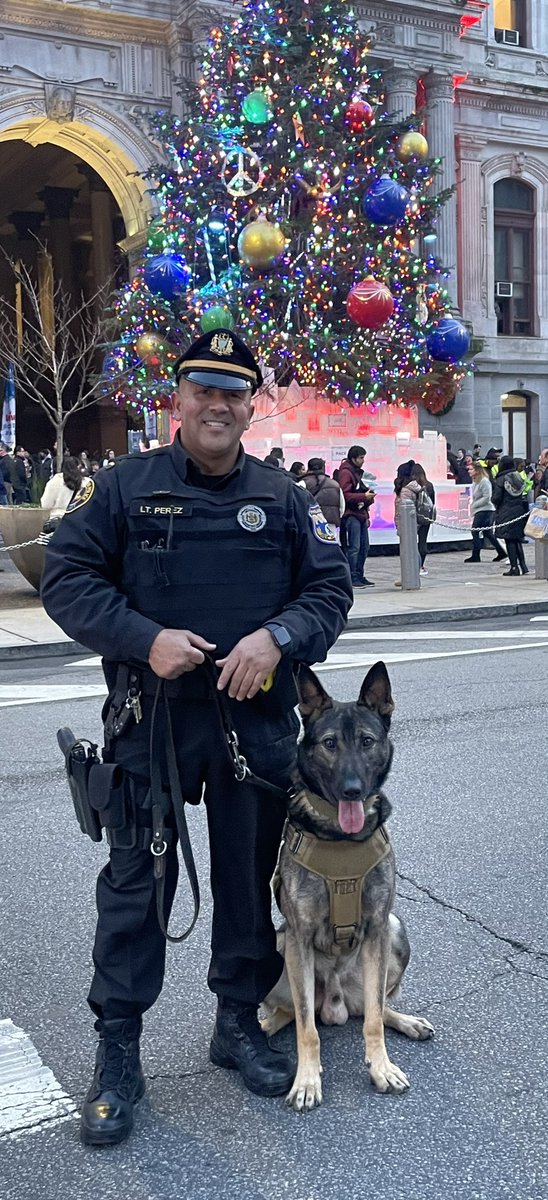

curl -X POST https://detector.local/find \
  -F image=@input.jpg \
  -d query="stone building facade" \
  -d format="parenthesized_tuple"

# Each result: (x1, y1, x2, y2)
(0, 0, 547, 457)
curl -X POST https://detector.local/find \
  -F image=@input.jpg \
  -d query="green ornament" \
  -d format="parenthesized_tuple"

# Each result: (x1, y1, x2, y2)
(200, 306, 235, 333)
(242, 89, 272, 125)
(147, 218, 166, 253)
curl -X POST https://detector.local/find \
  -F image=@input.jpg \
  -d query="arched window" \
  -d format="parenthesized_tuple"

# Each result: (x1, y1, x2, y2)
(501, 391, 530, 459)
(494, 178, 535, 336)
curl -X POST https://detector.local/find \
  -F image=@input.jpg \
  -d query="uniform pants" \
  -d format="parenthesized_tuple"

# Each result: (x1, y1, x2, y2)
(88, 698, 295, 1019)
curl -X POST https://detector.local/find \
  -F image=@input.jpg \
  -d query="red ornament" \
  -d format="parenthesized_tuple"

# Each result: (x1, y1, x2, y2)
(346, 276, 394, 330)
(345, 98, 374, 134)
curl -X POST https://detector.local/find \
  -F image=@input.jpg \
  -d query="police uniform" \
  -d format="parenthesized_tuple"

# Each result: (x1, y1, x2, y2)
(41, 328, 352, 1139)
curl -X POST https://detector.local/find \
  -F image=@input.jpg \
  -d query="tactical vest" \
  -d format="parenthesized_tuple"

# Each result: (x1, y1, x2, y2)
(116, 446, 295, 660)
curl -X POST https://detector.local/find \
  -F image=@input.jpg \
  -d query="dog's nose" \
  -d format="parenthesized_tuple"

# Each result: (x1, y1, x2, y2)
(342, 783, 363, 802)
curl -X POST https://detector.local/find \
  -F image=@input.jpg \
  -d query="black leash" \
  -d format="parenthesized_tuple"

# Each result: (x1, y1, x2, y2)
(149, 653, 289, 944)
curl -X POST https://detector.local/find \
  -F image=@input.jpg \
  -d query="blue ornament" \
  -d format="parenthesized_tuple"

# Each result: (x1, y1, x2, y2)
(102, 351, 121, 377)
(426, 317, 471, 361)
(144, 253, 191, 301)
(363, 175, 409, 226)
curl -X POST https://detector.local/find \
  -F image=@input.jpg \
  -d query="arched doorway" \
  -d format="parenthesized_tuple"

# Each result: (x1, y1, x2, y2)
(0, 105, 156, 458)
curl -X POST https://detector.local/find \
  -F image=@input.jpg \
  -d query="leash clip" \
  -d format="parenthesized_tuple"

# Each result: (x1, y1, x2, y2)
(227, 727, 249, 782)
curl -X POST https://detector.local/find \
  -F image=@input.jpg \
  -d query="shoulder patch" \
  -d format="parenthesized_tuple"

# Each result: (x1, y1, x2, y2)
(308, 502, 338, 544)
(66, 477, 95, 513)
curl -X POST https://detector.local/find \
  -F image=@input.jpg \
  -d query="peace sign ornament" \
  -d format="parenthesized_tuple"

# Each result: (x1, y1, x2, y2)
(222, 147, 265, 197)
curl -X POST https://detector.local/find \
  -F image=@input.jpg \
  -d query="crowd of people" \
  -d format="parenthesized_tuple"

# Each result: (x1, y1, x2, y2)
(1, 434, 546, 589)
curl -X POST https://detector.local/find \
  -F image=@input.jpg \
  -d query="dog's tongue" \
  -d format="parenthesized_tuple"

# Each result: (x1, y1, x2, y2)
(338, 800, 365, 834)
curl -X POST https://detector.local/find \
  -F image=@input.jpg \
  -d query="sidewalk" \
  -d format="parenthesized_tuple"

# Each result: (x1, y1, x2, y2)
(0, 545, 546, 661)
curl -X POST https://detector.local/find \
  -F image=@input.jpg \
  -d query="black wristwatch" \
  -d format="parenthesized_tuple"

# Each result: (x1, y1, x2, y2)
(263, 622, 293, 656)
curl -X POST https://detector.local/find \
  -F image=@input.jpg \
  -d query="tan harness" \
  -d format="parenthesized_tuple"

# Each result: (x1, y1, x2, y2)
(278, 789, 391, 955)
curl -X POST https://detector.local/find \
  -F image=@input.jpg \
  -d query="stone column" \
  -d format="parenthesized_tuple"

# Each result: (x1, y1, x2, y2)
(383, 67, 418, 120)
(41, 186, 79, 299)
(456, 134, 487, 329)
(81, 167, 115, 307)
(424, 70, 458, 306)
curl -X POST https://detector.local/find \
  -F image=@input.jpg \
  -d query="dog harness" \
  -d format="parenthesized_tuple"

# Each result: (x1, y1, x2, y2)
(280, 789, 391, 954)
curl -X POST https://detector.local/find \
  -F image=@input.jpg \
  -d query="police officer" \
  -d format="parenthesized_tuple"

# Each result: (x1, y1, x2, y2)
(41, 328, 352, 1146)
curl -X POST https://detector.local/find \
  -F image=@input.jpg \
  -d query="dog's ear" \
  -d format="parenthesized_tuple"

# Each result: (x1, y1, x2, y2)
(358, 662, 394, 723)
(296, 665, 333, 720)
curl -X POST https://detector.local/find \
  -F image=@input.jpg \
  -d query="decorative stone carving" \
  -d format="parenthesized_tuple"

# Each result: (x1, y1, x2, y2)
(511, 153, 526, 177)
(44, 83, 76, 123)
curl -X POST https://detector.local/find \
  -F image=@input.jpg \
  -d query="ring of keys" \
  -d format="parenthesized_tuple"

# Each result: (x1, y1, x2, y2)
(222, 147, 265, 196)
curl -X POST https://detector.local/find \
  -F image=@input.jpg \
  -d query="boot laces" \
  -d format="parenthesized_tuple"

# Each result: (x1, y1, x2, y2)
(97, 1036, 129, 1091)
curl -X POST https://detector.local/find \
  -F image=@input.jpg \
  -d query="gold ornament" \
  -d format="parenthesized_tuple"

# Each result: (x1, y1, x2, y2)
(237, 214, 287, 269)
(397, 131, 429, 163)
(135, 332, 166, 362)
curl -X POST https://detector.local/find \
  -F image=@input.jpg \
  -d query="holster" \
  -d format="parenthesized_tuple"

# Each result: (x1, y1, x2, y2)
(57, 727, 102, 842)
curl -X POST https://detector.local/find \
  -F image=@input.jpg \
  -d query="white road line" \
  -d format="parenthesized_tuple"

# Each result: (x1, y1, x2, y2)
(530, 616, 548, 622)
(337, 629, 548, 641)
(0, 1019, 76, 1139)
(0, 683, 106, 708)
(317, 641, 548, 672)
(66, 657, 101, 667)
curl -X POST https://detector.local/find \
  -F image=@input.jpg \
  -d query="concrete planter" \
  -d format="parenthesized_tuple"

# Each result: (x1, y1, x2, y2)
(0, 506, 50, 592)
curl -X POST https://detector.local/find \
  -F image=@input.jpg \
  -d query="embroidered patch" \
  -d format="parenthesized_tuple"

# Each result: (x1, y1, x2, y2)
(66, 478, 95, 513)
(210, 332, 234, 358)
(237, 504, 266, 532)
(308, 502, 337, 543)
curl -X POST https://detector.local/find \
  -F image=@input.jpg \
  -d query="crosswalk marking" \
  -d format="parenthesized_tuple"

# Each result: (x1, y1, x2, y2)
(0, 683, 106, 708)
(0, 1019, 76, 1138)
(320, 640, 548, 671)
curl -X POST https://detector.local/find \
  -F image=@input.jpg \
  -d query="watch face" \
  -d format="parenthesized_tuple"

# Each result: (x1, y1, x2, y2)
(272, 626, 291, 648)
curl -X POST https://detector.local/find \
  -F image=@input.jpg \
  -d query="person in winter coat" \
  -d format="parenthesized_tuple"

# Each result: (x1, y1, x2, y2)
(40, 456, 85, 523)
(411, 463, 435, 576)
(304, 458, 344, 529)
(464, 462, 507, 563)
(287, 461, 307, 487)
(338, 445, 375, 588)
(492, 455, 529, 575)
(393, 460, 421, 586)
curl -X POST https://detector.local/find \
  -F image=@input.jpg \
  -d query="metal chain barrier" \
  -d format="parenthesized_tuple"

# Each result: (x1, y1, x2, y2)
(424, 511, 529, 534)
(0, 535, 48, 551)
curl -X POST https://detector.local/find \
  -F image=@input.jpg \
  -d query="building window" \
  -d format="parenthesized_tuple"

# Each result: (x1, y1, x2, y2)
(494, 179, 535, 337)
(501, 392, 529, 459)
(494, 0, 526, 45)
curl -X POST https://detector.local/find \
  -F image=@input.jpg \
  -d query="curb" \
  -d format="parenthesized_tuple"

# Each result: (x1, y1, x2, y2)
(1, 598, 548, 661)
(0, 640, 90, 663)
(345, 598, 548, 630)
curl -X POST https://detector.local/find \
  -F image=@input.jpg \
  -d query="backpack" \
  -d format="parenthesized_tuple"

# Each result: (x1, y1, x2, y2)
(416, 487, 435, 526)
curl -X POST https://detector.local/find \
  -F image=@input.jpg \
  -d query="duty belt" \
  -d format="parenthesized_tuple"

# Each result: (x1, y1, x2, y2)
(280, 788, 391, 954)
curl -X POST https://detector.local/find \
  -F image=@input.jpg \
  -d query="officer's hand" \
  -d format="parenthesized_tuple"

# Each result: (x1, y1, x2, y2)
(216, 629, 282, 701)
(148, 629, 216, 679)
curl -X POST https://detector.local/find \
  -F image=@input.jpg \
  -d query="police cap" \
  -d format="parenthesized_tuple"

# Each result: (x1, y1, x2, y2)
(174, 329, 263, 394)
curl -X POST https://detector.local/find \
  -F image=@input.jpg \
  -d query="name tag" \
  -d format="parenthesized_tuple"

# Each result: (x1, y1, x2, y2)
(130, 500, 193, 517)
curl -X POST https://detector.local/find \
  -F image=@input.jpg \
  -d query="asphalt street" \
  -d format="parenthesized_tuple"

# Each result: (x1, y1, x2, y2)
(0, 616, 547, 1200)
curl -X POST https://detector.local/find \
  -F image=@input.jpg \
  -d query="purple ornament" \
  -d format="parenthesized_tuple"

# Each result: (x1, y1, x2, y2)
(144, 253, 191, 301)
(426, 317, 470, 362)
(363, 175, 409, 226)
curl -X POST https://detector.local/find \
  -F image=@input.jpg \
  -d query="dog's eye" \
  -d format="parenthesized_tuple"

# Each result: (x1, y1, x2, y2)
(322, 736, 337, 751)
(361, 736, 375, 748)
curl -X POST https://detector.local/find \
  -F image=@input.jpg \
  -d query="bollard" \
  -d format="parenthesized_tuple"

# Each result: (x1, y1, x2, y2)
(399, 498, 420, 590)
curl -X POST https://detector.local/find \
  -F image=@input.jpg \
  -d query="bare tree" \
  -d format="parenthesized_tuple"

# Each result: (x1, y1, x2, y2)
(0, 250, 117, 470)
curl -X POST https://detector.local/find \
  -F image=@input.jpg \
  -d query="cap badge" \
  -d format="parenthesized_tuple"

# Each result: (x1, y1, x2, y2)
(237, 505, 266, 532)
(210, 332, 234, 358)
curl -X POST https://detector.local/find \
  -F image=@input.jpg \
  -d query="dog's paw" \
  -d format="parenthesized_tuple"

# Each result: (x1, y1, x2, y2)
(398, 1014, 435, 1041)
(368, 1057, 410, 1095)
(286, 1069, 323, 1112)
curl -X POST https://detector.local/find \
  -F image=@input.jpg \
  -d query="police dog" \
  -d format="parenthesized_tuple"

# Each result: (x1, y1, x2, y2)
(262, 662, 434, 1111)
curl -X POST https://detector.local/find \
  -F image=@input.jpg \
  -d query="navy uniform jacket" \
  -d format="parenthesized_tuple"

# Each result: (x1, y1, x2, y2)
(41, 438, 352, 676)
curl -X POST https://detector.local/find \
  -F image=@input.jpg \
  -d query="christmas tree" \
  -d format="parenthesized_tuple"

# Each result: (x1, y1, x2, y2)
(104, 0, 471, 420)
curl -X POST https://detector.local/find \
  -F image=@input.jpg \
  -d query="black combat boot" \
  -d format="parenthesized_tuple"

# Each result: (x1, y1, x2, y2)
(80, 1017, 145, 1146)
(210, 999, 295, 1097)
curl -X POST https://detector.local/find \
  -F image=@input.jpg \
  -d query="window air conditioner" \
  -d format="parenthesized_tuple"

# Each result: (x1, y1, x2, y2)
(496, 282, 513, 298)
(494, 28, 520, 45)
